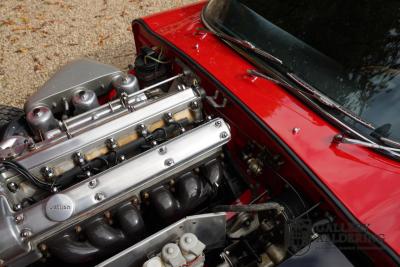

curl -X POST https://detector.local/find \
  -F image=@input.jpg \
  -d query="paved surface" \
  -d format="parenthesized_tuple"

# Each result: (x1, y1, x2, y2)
(0, 0, 197, 108)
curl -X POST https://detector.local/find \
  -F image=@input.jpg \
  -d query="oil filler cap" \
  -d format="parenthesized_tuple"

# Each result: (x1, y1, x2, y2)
(45, 194, 75, 222)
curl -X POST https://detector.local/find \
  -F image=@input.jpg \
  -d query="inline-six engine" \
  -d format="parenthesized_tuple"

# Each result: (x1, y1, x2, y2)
(0, 58, 231, 266)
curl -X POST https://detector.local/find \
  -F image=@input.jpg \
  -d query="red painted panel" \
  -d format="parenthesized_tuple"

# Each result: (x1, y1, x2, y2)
(140, 1, 400, 257)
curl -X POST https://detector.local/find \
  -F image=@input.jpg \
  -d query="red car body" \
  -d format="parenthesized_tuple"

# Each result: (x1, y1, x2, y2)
(132, 2, 400, 266)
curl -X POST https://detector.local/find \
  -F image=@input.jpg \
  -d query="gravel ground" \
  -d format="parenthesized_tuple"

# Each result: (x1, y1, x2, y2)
(0, 0, 197, 108)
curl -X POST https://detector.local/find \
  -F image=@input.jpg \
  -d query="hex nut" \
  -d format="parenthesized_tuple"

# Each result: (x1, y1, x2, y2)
(158, 146, 167, 155)
(13, 203, 22, 211)
(131, 197, 139, 205)
(14, 214, 24, 224)
(220, 131, 228, 139)
(88, 179, 98, 189)
(94, 192, 106, 201)
(20, 229, 32, 238)
(75, 225, 82, 233)
(7, 182, 18, 193)
(38, 243, 47, 252)
(164, 158, 175, 167)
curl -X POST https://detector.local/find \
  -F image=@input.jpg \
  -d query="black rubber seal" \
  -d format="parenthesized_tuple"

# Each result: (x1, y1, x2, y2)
(132, 18, 400, 265)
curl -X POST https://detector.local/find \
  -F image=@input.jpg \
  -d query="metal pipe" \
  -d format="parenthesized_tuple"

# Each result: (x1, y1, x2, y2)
(49, 160, 221, 264)
(50, 204, 146, 264)
(200, 158, 223, 187)
(116, 204, 146, 241)
(131, 73, 184, 95)
(85, 218, 126, 249)
(48, 233, 100, 264)
(148, 161, 219, 223)
(175, 172, 212, 212)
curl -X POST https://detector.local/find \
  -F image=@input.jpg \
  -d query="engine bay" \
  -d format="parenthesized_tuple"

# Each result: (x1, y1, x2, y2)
(0, 47, 372, 267)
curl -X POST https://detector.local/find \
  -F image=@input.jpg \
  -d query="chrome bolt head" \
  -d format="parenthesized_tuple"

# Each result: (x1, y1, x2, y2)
(292, 127, 301, 135)
(75, 225, 82, 233)
(88, 179, 98, 189)
(190, 101, 199, 109)
(215, 120, 222, 128)
(164, 158, 175, 167)
(158, 146, 167, 155)
(13, 203, 22, 211)
(73, 152, 86, 166)
(137, 124, 148, 137)
(14, 214, 24, 224)
(41, 166, 55, 179)
(38, 243, 47, 252)
(164, 112, 173, 121)
(220, 131, 228, 139)
(94, 192, 106, 202)
(333, 134, 344, 143)
(106, 138, 118, 150)
(131, 197, 139, 205)
(118, 155, 126, 162)
(20, 229, 32, 238)
(7, 182, 18, 193)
